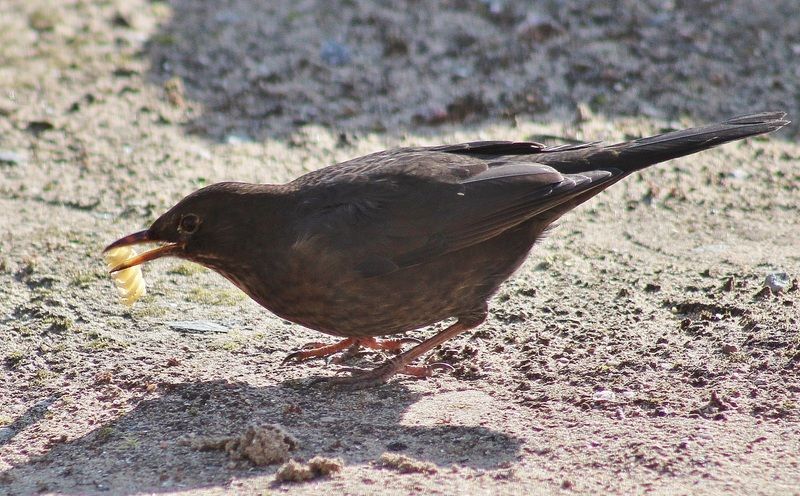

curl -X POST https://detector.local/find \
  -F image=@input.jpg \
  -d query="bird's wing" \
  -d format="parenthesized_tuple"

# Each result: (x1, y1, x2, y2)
(293, 149, 618, 278)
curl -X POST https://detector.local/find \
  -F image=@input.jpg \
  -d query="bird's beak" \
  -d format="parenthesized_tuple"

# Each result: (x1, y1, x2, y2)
(103, 230, 184, 273)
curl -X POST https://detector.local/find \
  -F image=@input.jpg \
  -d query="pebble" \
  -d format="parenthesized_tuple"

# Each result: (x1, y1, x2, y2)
(224, 134, 253, 145)
(764, 272, 790, 293)
(593, 390, 616, 402)
(0, 150, 26, 165)
(320, 40, 351, 66)
(0, 427, 13, 441)
(167, 320, 230, 334)
(727, 169, 749, 180)
(722, 344, 738, 354)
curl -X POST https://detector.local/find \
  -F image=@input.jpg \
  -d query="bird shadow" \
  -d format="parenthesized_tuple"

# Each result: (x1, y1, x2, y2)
(0, 379, 522, 494)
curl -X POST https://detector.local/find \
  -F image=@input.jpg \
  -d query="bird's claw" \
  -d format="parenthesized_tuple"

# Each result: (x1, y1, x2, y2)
(311, 360, 455, 390)
(282, 350, 310, 364)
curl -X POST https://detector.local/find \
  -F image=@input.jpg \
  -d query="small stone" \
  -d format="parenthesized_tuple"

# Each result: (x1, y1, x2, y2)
(722, 344, 738, 355)
(0, 150, 26, 165)
(0, 427, 14, 441)
(167, 320, 230, 334)
(592, 390, 616, 402)
(224, 134, 253, 145)
(26, 120, 55, 135)
(727, 169, 749, 180)
(764, 272, 790, 293)
(320, 40, 351, 66)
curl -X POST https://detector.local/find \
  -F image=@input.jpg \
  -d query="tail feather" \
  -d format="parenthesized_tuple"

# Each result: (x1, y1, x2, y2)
(537, 111, 789, 174)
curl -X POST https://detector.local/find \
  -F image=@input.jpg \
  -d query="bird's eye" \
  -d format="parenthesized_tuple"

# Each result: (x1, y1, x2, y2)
(178, 213, 201, 234)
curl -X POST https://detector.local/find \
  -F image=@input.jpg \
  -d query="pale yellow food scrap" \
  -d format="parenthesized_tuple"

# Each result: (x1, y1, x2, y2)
(104, 246, 146, 306)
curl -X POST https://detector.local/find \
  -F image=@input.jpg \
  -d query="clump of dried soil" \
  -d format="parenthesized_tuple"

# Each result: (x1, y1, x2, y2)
(180, 424, 298, 466)
(376, 453, 438, 475)
(274, 456, 344, 483)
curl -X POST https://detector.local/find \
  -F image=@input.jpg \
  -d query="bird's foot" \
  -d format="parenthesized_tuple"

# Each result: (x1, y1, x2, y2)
(283, 336, 421, 363)
(283, 338, 357, 363)
(311, 359, 454, 390)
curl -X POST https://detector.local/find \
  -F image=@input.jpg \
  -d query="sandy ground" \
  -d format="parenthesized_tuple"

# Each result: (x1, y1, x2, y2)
(1, 0, 799, 494)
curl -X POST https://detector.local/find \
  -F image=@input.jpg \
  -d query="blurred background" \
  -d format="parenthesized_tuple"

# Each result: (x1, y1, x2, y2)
(143, 0, 799, 140)
(2, 0, 798, 146)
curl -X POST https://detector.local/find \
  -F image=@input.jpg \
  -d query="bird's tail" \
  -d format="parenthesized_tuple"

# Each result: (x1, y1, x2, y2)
(538, 111, 789, 174)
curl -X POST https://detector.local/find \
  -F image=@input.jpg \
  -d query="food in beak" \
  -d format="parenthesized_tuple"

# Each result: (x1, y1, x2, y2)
(103, 230, 185, 305)
(104, 246, 146, 306)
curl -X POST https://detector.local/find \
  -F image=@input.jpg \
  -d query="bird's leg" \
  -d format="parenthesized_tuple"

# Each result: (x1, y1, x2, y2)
(358, 336, 422, 353)
(284, 336, 422, 363)
(315, 306, 488, 390)
(328, 336, 423, 364)
(283, 338, 357, 363)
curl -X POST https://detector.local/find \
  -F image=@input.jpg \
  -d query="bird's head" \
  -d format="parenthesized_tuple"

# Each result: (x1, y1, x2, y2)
(104, 182, 272, 273)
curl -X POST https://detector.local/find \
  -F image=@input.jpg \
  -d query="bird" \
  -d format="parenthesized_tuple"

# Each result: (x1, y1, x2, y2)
(106, 111, 788, 389)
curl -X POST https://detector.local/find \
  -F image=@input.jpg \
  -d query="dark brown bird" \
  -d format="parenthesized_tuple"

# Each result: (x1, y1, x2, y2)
(106, 112, 788, 388)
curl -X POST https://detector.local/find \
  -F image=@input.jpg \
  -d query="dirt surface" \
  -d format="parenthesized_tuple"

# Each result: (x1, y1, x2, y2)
(1, 0, 799, 494)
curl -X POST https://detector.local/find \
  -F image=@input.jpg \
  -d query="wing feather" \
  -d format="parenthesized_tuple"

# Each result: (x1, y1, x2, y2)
(294, 153, 619, 278)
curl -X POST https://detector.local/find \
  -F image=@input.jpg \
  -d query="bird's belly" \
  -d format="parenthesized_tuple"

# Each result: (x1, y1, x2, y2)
(253, 223, 543, 337)
(264, 268, 479, 337)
